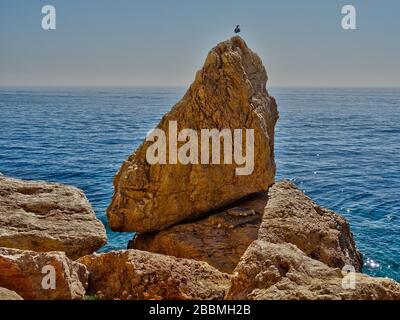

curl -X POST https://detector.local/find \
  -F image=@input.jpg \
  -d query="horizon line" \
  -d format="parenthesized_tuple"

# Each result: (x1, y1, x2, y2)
(1, 85, 399, 89)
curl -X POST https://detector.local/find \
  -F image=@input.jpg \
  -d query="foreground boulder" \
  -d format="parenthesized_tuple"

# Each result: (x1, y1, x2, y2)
(107, 36, 279, 232)
(78, 250, 230, 300)
(0, 175, 107, 259)
(0, 287, 23, 300)
(131, 181, 362, 273)
(0, 247, 88, 300)
(226, 241, 400, 300)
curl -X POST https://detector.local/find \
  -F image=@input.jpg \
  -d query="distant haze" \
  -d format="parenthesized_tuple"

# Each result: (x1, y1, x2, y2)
(1, 0, 399, 87)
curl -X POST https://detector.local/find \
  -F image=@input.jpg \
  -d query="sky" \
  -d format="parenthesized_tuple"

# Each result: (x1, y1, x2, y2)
(0, 0, 399, 87)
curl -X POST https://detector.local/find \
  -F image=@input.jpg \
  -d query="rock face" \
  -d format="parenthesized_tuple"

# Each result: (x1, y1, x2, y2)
(0, 175, 107, 259)
(226, 241, 400, 300)
(0, 247, 88, 300)
(78, 250, 230, 300)
(130, 181, 362, 273)
(107, 36, 279, 232)
(257, 181, 363, 271)
(0, 287, 23, 300)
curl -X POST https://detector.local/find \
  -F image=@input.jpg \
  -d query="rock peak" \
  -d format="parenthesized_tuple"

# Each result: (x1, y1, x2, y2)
(194, 36, 268, 98)
(213, 36, 249, 53)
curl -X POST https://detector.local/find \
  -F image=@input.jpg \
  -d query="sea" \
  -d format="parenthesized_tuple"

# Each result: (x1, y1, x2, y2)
(0, 87, 399, 281)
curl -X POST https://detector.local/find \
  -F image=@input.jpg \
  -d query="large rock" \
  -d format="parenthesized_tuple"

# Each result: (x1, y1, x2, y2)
(78, 250, 230, 300)
(0, 247, 88, 300)
(0, 175, 107, 259)
(107, 36, 279, 232)
(257, 181, 362, 271)
(0, 287, 23, 300)
(131, 181, 362, 273)
(226, 241, 400, 300)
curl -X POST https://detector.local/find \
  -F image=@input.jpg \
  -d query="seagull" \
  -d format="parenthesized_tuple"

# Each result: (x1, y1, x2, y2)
(234, 25, 241, 34)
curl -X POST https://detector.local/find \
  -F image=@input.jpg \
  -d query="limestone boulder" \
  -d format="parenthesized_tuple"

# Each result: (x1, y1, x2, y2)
(0, 247, 88, 300)
(226, 240, 400, 300)
(78, 249, 230, 300)
(107, 36, 279, 232)
(257, 181, 362, 271)
(131, 181, 362, 273)
(0, 175, 107, 259)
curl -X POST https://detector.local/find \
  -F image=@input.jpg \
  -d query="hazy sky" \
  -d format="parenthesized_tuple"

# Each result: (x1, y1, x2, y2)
(1, 0, 399, 87)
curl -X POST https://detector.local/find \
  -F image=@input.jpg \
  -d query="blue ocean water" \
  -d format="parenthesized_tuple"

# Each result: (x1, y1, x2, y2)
(0, 87, 399, 281)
